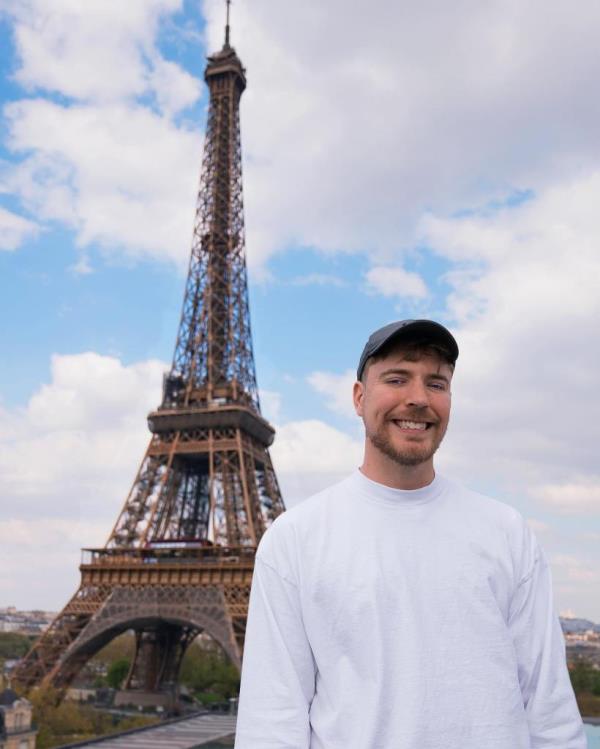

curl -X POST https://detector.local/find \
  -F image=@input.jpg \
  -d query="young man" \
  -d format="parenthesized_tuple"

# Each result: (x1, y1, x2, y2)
(235, 319, 586, 749)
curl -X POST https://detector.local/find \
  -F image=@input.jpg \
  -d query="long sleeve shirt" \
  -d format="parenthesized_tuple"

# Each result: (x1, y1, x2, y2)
(235, 471, 587, 749)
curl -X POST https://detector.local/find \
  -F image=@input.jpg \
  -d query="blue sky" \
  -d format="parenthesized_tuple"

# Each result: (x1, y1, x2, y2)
(1, 0, 599, 621)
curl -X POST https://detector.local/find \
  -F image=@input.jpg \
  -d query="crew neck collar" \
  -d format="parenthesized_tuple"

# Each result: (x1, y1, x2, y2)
(351, 468, 447, 507)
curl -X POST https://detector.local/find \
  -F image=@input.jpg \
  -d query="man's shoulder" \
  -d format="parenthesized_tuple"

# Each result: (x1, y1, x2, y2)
(444, 479, 521, 520)
(256, 474, 352, 561)
(268, 475, 352, 530)
(442, 477, 538, 568)
(442, 477, 528, 533)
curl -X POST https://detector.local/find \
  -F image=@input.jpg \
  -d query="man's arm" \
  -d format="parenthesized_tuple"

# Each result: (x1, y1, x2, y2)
(235, 556, 316, 749)
(509, 541, 587, 748)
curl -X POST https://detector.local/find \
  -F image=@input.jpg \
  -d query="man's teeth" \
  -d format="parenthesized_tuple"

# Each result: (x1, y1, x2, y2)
(395, 420, 427, 430)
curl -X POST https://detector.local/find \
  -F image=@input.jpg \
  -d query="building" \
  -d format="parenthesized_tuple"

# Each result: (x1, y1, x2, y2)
(0, 689, 37, 749)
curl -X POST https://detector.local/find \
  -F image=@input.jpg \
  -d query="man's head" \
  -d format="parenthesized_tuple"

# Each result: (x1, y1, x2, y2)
(356, 319, 458, 382)
(353, 320, 458, 475)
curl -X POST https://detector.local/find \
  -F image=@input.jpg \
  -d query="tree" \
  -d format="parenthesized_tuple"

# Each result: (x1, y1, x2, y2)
(90, 631, 135, 667)
(0, 632, 34, 659)
(179, 637, 240, 700)
(106, 658, 130, 689)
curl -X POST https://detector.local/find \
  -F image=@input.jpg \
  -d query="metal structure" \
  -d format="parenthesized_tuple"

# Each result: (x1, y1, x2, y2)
(13, 8, 285, 698)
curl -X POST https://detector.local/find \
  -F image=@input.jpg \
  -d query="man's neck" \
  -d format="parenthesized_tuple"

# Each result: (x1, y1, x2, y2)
(360, 452, 435, 491)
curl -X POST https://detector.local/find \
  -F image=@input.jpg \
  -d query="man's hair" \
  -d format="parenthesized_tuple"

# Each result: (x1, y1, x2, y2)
(359, 338, 455, 383)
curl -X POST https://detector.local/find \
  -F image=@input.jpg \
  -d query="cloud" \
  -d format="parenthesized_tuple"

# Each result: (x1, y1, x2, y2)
(201, 0, 600, 267)
(419, 171, 600, 496)
(0, 350, 168, 607)
(527, 518, 551, 536)
(270, 419, 363, 507)
(0, 205, 38, 250)
(552, 555, 600, 584)
(307, 369, 357, 419)
(365, 266, 428, 300)
(4, 99, 202, 263)
(0, 517, 108, 610)
(290, 273, 346, 288)
(147, 57, 202, 118)
(1, 0, 203, 262)
(0, 352, 166, 514)
(6, 0, 197, 112)
(2, 0, 600, 273)
(6, 0, 600, 272)
(531, 479, 600, 515)
(259, 388, 282, 423)
(272, 419, 362, 475)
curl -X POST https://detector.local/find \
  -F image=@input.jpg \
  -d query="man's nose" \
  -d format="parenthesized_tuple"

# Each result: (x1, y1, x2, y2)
(405, 379, 429, 408)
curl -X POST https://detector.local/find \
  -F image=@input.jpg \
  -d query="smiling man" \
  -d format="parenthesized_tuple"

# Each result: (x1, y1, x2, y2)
(235, 320, 586, 749)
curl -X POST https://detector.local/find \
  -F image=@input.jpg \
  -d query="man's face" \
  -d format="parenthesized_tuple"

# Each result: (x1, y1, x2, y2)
(353, 345, 453, 468)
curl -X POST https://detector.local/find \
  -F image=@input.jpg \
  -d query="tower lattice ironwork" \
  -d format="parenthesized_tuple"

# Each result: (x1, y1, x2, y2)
(13, 12, 285, 700)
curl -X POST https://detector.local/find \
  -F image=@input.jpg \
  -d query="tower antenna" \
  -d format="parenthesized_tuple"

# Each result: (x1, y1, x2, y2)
(225, 0, 231, 47)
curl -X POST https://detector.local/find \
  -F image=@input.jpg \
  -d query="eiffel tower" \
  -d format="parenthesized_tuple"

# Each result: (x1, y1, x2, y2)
(14, 3, 285, 701)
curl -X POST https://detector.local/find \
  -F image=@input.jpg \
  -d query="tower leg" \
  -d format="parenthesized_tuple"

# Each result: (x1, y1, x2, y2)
(14, 583, 243, 698)
(125, 623, 199, 692)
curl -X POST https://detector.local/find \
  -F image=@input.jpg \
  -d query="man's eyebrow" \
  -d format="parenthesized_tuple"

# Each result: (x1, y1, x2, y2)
(378, 367, 412, 378)
(428, 372, 450, 384)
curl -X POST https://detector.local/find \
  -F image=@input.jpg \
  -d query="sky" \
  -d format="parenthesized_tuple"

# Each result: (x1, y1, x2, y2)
(0, 0, 599, 621)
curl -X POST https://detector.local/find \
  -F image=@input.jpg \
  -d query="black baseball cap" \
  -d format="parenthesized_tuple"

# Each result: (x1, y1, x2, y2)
(357, 319, 459, 380)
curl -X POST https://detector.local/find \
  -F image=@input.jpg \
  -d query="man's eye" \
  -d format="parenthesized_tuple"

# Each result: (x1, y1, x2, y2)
(429, 382, 447, 391)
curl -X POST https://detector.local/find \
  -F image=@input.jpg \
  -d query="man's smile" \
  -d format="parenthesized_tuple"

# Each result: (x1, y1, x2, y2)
(390, 419, 433, 431)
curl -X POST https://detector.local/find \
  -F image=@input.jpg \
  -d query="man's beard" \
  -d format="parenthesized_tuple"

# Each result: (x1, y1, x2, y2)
(366, 420, 447, 467)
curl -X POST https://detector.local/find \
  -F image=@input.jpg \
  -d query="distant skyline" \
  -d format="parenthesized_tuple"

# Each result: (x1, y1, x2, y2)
(0, 0, 599, 620)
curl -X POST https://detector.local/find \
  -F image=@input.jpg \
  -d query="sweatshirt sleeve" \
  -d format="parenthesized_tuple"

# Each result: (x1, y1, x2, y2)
(508, 537, 586, 748)
(234, 555, 316, 749)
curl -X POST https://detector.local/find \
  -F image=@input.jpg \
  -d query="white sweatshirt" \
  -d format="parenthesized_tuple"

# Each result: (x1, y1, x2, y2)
(235, 471, 586, 749)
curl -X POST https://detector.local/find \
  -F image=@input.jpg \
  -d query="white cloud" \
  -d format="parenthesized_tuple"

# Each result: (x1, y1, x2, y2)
(272, 419, 362, 475)
(420, 171, 600, 495)
(202, 0, 600, 267)
(307, 369, 357, 419)
(1, 0, 203, 261)
(0, 351, 167, 608)
(0, 352, 166, 513)
(270, 419, 363, 507)
(148, 57, 202, 117)
(531, 479, 600, 515)
(259, 388, 282, 423)
(6, 0, 197, 112)
(0, 205, 38, 250)
(2, 0, 600, 272)
(527, 518, 550, 536)
(4, 99, 202, 263)
(365, 266, 428, 300)
(291, 274, 346, 288)
(0, 517, 108, 610)
(6, 0, 600, 272)
(552, 555, 600, 584)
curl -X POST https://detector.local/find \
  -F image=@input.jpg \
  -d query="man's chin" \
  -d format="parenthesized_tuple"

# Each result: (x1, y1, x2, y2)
(367, 433, 437, 467)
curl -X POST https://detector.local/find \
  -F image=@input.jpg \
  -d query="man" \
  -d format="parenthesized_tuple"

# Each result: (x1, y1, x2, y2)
(235, 319, 586, 748)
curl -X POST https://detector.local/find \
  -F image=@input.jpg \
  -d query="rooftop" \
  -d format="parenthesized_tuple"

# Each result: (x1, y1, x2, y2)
(56, 713, 236, 749)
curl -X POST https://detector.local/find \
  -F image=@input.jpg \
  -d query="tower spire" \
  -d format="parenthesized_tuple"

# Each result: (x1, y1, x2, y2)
(225, 0, 231, 48)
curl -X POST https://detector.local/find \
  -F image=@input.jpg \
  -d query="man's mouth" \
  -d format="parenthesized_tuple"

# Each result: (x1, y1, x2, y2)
(391, 419, 432, 431)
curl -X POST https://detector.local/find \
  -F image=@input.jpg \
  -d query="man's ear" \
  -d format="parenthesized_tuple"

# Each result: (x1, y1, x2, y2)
(353, 380, 364, 417)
